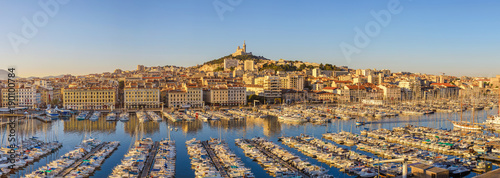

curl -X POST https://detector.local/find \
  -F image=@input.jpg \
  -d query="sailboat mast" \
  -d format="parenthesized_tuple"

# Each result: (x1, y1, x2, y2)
(460, 98, 463, 122)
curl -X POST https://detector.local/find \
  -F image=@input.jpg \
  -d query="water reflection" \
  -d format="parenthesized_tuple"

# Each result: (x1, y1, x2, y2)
(123, 116, 160, 135)
(244, 116, 282, 137)
(207, 119, 246, 130)
(63, 117, 117, 133)
(167, 120, 203, 134)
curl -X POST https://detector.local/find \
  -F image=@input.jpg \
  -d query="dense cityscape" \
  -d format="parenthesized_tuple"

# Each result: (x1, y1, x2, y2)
(2, 41, 500, 111)
(2, 1, 500, 178)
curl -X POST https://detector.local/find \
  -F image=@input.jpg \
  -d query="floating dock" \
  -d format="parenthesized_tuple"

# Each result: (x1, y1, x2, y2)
(139, 141, 160, 178)
(245, 139, 310, 178)
(201, 140, 230, 178)
(57, 142, 106, 177)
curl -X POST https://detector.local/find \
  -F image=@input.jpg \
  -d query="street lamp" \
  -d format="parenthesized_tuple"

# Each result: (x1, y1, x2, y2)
(253, 100, 259, 108)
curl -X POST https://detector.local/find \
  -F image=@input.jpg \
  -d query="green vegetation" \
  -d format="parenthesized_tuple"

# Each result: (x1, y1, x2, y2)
(50, 98, 61, 106)
(259, 63, 298, 71)
(119, 80, 124, 89)
(204, 54, 265, 65)
(247, 94, 265, 104)
(320, 63, 338, 71)
(260, 62, 339, 72)
(204, 54, 340, 72)
(213, 66, 224, 72)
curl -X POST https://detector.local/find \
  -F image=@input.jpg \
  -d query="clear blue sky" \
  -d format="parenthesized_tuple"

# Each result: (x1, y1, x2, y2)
(1, 0, 499, 77)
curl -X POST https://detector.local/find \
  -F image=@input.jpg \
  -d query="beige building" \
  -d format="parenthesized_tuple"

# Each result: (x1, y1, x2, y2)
(341, 85, 367, 102)
(166, 84, 203, 108)
(263, 76, 281, 103)
(38, 87, 62, 106)
(245, 84, 264, 96)
(491, 75, 500, 88)
(244, 60, 254, 71)
(378, 84, 401, 100)
(224, 58, 239, 70)
(316, 91, 337, 102)
(204, 84, 246, 106)
(62, 87, 116, 110)
(243, 74, 255, 85)
(312, 68, 322, 77)
(280, 75, 304, 91)
(124, 83, 160, 109)
(1, 86, 40, 108)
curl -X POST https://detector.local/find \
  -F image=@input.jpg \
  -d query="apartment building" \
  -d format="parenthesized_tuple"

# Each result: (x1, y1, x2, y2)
(124, 83, 160, 109)
(378, 84, 402, 100)
(166, 83, 203, 108)
(204, 84, 246, 106)
(62, 87, 116, 110)
(1, 85, 40, 108)
(263, 76, 281, 103)
(280, 75, 304, 91)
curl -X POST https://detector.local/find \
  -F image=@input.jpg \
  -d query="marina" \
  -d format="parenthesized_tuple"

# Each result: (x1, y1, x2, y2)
(0, 106, 499, 177)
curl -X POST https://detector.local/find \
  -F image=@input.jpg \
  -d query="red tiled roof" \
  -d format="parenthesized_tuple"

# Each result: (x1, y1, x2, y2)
(345, 85, 366, 90)
(431, 83, 457, 88)
(333, 80, 352, 83)
(322, 87, 338, 90)
(142, 77, 163, 79)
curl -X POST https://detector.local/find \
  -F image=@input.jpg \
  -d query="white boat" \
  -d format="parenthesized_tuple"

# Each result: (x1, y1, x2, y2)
(77, 111, 89, 120)
(137, 111, 148, 122)
(106, 112, 117, 121)
(119, 112, 129, 121)
(163, 112, 183, 122)
(485, 115, 500, 125)
(147, 111, 162, 121)
(36, 115, 52, 122)
(89, 111, 100, 121)
(450, 120, 483, 130)
(46, 107, 59, 118)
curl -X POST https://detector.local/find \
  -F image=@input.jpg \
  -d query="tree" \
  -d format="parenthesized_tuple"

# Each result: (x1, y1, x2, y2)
(274, 98, 282, 104)
(324, 64, 334, 70)
(230, 67, 235, 71)
(299, 64, 307, 70)
(247, 94, 264, 104)
(119, 80, 124, 89)
(213, 66, 224, 72)
(50, 98, 61, 106)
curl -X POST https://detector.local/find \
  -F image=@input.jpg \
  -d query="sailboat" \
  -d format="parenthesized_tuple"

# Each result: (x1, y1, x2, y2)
(45, 105, 60, 118)
(484, 88, 500, 127)
(449, 95, 483, 130)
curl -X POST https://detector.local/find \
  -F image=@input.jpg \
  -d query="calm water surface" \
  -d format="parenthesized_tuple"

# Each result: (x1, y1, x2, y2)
(4, 108, 499, 178)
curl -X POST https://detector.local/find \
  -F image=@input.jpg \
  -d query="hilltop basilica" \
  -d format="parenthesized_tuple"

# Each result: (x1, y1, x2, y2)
(232, 41, 252, 57)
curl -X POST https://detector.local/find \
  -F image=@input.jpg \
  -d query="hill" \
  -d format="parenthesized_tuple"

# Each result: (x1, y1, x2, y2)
(203, 54, 268, 65)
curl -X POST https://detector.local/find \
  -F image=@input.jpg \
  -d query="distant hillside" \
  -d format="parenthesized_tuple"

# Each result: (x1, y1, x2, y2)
(203, 54, 268, 65)
(26, 75, 66, 79)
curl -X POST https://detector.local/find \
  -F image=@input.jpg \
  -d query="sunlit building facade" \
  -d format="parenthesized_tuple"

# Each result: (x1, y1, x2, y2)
(62, 87, 116, 110)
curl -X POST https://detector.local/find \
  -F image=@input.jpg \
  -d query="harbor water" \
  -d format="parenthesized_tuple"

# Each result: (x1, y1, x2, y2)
(3, 108, 499, 178)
